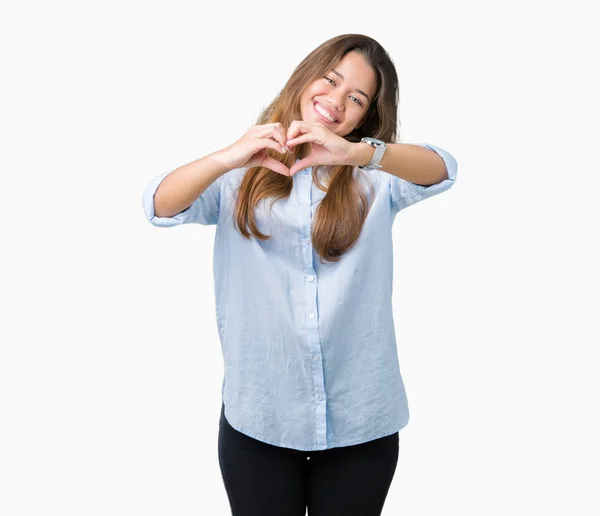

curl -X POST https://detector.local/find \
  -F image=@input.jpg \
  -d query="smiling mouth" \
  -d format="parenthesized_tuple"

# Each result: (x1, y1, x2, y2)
(313, 102, 339, 124)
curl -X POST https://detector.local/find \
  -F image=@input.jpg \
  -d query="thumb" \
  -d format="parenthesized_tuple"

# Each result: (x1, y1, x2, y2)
(262, 155, 292, 176)
(290, 156, 315, 176)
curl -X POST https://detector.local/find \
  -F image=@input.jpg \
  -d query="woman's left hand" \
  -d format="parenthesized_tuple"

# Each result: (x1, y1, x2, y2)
(285, 121, 354, 176)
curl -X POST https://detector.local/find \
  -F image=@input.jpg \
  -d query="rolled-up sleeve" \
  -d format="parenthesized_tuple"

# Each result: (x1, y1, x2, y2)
(142, 170, 223, 227)
(389, 143, 458, 213)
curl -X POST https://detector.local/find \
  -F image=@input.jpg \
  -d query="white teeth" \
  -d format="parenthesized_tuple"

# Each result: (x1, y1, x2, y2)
(315, 103, 337, 122)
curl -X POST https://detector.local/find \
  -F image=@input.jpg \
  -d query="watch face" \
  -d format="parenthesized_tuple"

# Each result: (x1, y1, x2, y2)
(362, 137, 385, 147)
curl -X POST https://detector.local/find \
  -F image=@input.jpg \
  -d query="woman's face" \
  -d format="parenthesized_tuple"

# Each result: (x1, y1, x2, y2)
(299, 50, 377, 138)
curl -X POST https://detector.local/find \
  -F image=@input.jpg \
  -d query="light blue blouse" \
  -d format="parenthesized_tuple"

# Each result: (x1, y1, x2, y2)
(142, 143, 457, 451)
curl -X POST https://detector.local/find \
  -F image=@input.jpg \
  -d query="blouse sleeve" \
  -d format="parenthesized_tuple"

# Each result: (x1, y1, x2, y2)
(142, 169, 224, 227)
(389, 143, 458, 214)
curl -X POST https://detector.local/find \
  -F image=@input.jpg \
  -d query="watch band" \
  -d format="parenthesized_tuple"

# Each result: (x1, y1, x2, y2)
(357, 137, 386, 170)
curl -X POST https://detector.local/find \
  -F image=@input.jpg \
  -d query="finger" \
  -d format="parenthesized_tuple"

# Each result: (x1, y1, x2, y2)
(273, 126, 289, 150)
(262, 155, 291, 176)
(257, 125, 288, 151)
(290, 156, 316, 176)
(286, 120, 306, 142)
(259, 138, 288, 155)
(286, 133, 313, 149)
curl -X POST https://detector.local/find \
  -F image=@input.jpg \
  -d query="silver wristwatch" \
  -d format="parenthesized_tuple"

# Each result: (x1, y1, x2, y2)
(357, 137, 387, 170)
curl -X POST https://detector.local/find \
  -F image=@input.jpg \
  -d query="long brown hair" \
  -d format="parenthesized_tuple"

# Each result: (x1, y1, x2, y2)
(233, 34, 400, 263)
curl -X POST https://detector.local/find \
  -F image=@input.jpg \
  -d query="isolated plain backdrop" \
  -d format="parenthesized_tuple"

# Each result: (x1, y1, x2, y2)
(1, 0, 599, 515)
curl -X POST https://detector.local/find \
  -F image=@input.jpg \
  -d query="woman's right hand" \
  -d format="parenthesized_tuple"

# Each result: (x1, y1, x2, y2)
(218, 123, 291, 176)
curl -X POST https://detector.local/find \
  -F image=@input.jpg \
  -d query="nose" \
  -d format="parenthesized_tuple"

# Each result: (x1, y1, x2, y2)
(327, 90, 345, 113)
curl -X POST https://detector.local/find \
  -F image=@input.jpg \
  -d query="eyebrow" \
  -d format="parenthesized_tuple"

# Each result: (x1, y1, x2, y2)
(331, 69, 371, 102)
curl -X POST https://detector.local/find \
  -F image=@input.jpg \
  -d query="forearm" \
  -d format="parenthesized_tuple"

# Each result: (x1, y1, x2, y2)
(154, 150, 232, 218)
(348, 142, 448, 186)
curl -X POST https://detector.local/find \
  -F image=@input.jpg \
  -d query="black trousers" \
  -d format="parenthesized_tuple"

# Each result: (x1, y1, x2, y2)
(218, 403, 399, 516)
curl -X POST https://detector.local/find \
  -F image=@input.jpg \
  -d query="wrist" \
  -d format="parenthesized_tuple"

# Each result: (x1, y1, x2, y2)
(211, 147, 236, 173)
(348, 142, 376, 167)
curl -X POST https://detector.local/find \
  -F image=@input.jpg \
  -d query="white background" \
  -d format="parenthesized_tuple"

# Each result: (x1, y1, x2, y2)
(2, 0, 599, 514)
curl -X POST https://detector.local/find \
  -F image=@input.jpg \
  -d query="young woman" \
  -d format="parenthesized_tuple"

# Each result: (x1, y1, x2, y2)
(142, 33, 457, 516)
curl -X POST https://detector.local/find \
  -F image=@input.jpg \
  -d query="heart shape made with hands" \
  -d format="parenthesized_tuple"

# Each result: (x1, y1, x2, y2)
(271, 120, 354, 177)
